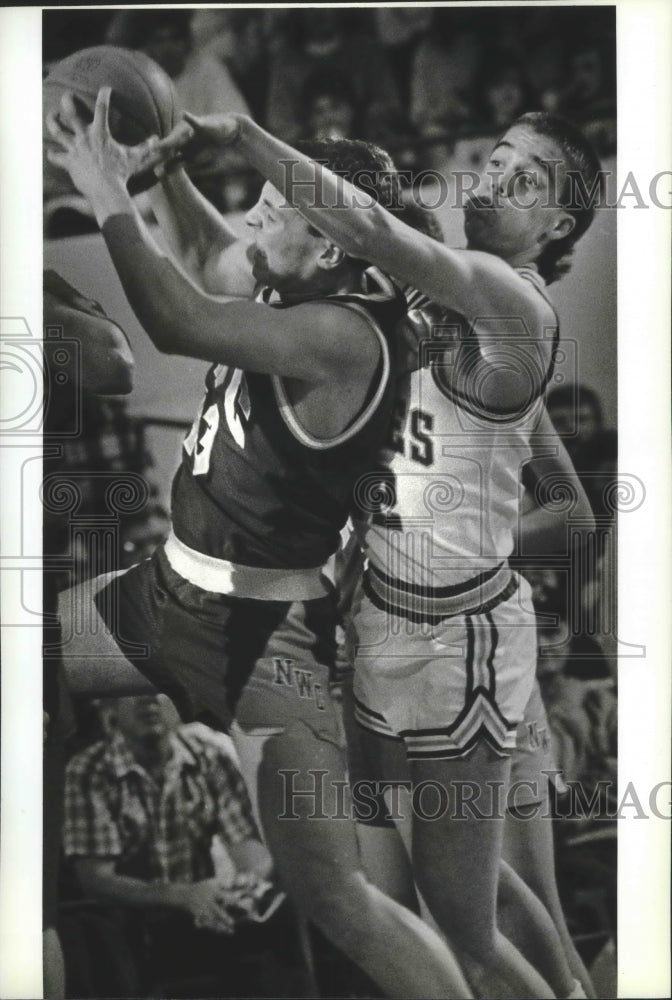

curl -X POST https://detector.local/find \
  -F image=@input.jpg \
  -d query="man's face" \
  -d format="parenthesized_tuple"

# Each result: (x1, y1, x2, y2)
(308, 95, 356, 141)
(114, 694, 167, 745)
(547, 401, 601, 439)
(571, 49, 602, 101)
(245, 182, 326, 294)
(463, 124, 572, 263)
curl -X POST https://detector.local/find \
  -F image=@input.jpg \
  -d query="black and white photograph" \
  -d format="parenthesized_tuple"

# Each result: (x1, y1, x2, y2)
(0, 3, 670, 998)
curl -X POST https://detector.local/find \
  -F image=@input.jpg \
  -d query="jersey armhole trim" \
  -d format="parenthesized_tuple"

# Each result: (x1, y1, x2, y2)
(271, 300, 391, 451)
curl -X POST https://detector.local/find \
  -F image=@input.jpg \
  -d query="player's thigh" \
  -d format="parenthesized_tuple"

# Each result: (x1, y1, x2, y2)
(57, 570, 154, 696)
(409, 744, 512, 930)
(254, 719, 364, 914)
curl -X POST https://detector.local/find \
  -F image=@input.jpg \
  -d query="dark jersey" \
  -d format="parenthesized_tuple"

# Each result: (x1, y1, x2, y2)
(170, 269, 405, 569)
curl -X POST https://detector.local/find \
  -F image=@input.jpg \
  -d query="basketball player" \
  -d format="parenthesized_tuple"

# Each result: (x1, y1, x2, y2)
(164, 109, 602, 999)
(46, 90, 474, 998)
(330, 203, 596, 999)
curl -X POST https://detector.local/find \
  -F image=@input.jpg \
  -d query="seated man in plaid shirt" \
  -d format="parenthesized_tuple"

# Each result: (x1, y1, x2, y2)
(62, 694, 292, 996)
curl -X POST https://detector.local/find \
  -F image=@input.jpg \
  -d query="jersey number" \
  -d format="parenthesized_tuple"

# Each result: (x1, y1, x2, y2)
(184, 370, 251, 476)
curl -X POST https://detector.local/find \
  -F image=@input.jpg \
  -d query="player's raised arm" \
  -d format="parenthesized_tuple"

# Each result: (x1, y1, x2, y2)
(147, 160, 256, 298)
(177, 114, 553, 325)
(45, 90, 377, 383)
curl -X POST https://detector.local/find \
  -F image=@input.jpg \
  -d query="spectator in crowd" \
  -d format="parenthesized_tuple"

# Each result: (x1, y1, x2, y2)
(558, 40, 616, 156)
(475, 54, 536, 132)
(525, 33, 568, 114)
(373, 8, 432, 107)
(409, 9, 483, 166)
(536, 611, 616, 802)
(559, 41, 616, 126)
(189, 9, 274, 125)
(298, 68, 360, 142)
(546, 383, 605, 467)
(266, 9, 403, 147)
(62, 694, 295, 997)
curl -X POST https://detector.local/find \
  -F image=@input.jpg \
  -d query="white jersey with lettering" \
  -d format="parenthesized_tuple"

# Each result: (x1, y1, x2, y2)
(353, 265, 559, 621)
(349, 265, 560, 758)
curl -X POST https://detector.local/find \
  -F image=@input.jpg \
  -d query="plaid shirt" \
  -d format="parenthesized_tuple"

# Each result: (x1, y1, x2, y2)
(64, 726, 257, 883)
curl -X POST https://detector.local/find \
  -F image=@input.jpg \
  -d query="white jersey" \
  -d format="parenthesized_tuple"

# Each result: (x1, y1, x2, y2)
(352, 266, 558, 621)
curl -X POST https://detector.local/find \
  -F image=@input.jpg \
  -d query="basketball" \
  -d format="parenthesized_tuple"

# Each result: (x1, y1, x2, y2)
(44, 45, 178, 199)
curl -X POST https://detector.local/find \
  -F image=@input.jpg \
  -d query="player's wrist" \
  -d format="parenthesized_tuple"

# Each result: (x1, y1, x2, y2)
(90, 177, 134, 228)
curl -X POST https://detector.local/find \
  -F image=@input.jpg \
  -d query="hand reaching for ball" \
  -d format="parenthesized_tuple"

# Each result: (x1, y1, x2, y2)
(46, 87, 168, 200)
(46, 87, 250, 196)
(147, 111, 249, 176)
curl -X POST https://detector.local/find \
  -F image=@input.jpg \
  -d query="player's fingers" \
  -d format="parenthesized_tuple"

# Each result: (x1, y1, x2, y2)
(182, 111, 239, 144)
(93, 86, 112, 138)
(59, 92, 86, 135)
(182, 111, 206, 132)
(155, 120, 195, 155)
(45, 111, 74, 149)
(132, 135, 164, 173)
(46, 147, 70, 168)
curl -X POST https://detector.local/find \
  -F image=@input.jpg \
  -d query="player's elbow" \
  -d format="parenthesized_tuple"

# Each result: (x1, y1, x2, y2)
(571, 492, 596, 540)
(82, 326, 135, 395)
(103, 335, 135, 394)
(99, 351, 134, 395)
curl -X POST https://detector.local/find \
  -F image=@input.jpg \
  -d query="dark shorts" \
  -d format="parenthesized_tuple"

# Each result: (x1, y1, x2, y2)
(59, 546, 341, 740)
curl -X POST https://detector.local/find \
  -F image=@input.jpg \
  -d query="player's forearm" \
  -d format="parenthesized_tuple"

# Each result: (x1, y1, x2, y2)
(149, 166, 239, 279)
(98, 211, 327, 376)
(234, 119, 521, 316)
(98, 207, 211, 357)
(516, 460, 595, 555)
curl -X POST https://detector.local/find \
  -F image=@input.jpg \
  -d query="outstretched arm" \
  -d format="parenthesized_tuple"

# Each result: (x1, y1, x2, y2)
(187, 116, 550, 324)
(45, 91, 373, 381)
(172, 113, 556, 411)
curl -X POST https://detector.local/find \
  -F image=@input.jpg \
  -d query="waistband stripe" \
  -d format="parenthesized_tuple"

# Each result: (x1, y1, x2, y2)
(163, 531, 329, 601)
(365, 563, 516, 621)
(369, 561, 505, 598)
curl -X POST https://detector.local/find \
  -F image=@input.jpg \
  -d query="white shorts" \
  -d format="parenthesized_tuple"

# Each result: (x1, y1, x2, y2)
(350, 570, 538, 760)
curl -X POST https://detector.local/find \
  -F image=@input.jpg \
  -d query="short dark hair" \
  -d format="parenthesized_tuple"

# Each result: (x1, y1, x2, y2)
(514, 112, 604, 284)
(295, 138, 401, 273)
(295, 138, 401, 210)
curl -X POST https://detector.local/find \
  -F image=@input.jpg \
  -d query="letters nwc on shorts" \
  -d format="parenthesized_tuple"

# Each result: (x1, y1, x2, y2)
(57, 538, 342, 745)
(350, 565, 539, 761)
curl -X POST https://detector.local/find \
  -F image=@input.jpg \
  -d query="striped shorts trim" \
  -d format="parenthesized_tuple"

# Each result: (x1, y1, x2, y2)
(351, 574, 536, 760)
(365, 561, 516, 623)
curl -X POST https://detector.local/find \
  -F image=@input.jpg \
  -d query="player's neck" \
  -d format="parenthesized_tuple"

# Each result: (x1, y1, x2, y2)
(278, 273, 359, 304)
(506, 249, 542, 271)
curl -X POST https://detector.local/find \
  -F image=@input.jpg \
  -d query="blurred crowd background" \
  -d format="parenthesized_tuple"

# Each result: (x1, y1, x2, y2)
(42, 7, 618, 998)
(44, 6, 616, 214)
